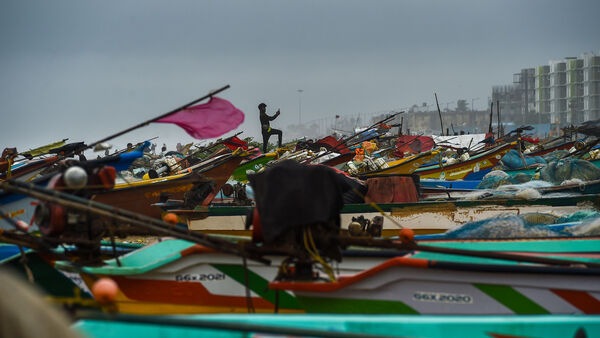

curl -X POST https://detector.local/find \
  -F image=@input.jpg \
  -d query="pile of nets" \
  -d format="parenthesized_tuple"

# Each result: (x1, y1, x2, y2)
(439, 210, 600, 239)
(500, 149, 546, 170)
(477, 170, 536, 189)
(539, 158, 600, 184)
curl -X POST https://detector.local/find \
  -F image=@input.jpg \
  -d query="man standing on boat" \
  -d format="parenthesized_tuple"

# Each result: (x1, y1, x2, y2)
(258, 102, 283, 153)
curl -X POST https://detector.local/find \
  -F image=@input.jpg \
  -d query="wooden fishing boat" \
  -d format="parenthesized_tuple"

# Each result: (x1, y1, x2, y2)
(526, 139, 577, 157)
(92, 152, 245, 219)
(230, 151, 278, 183)
(186, 193, 599, 237)
(53, 235, 600, 316)
(54, 238, 317, 314)
(418, 175, 600, 198)
(269, 237, 600, 315)
(74, 313, 600, 338)
(0, 189, 37, 230)
(350, 149, 440, 177)
(0, 156, 59, 182)
(414, 142, 516, 180)
(537, 178, 600, 195)
(0, 241, 142, 305)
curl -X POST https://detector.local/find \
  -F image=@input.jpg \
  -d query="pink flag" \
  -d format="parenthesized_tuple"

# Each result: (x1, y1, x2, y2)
(154, 97, 245, 139)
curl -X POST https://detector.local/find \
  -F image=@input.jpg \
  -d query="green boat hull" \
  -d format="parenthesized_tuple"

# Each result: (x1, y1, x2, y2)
(75, 314, 600, 338)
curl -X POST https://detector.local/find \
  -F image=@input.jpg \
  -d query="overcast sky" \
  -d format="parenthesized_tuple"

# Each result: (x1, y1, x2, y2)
(1, 0, 599, 154)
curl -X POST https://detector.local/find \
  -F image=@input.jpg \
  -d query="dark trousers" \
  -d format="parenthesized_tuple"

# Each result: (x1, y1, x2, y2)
(262, 129, 282, 152)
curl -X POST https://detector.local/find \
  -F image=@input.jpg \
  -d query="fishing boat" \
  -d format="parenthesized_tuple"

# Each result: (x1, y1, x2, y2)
(50, 234, 600, 316)
(229, 151, 279, 183)
(269, 237, 600, 315)
(0, 155, 60, 182)
(414, 142, 516, 180)
(420, 176, 600, 198)
(346, 149, 440, 178)
(54, 238, 389, 314)
(92, 151, 246, 219)
(537, 178, 600, 195)
(186, 193, 598, 238)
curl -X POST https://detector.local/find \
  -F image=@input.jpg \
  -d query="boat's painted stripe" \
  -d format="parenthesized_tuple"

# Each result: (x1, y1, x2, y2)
(552, 289, 600, 314)
(212, 264, 301, 309)
(110, 276, 278, 309)
(297, 296, 419, 314)
(180, 244, 215, 256)
(474, 284, 549, 314)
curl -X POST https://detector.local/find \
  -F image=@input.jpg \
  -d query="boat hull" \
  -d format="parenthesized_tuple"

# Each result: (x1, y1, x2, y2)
(93, 154, 244, 219)
(58, 237, 600, 315)
(75, 313, 600, 338)
(270, 254, 600, 315)
(415, 143, 514, 180)
(63, 241, 386, 315)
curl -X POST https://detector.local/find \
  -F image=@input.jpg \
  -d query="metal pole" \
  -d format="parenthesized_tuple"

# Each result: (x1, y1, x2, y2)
(297, 89, 303, 124)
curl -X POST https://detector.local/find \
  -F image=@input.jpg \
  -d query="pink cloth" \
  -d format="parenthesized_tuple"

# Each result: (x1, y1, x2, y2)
(155, 97, 244, 139)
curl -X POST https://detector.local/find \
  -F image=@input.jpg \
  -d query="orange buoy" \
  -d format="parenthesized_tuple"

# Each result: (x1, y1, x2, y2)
(399, 228, 415, 244)
(162, 212, 179, 225)
(91, 277, 119, 304)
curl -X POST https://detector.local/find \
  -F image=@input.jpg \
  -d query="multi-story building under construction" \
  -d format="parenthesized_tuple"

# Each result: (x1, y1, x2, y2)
(494, 52, 600, 135)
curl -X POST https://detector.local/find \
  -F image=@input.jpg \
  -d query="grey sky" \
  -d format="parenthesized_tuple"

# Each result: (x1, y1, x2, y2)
(1, 0, 599, 153)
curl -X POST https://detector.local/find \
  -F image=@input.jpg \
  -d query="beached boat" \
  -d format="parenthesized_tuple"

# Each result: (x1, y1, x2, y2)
(269, 237, 600, 315)
(347, 149, 440, 178)
(414, 142, 516, 180)
(186, 193, 599, 237)
(53, 235, 600, 315)
(55, 238, 378, 314)
(0, 155, 60, 182)
(92, 152, 245, 219)
(229, 151, 280, 183)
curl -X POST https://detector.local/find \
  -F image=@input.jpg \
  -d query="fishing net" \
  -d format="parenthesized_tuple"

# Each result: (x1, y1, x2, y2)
(500, 149, 546, 170)
(441, 214, 563, 239)
(555, 210, 600, 223)
(477, 170, 511, 189)
(477, 170, 537, 190)
(543, 150, 570, 163)
(539, 158, 600, 184)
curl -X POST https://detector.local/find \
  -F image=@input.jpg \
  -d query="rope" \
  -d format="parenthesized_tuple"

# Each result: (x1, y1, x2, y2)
(303, 228, 335, 281)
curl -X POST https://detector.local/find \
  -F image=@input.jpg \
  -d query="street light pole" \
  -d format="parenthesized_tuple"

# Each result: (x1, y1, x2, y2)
(297, 89, 303, 125)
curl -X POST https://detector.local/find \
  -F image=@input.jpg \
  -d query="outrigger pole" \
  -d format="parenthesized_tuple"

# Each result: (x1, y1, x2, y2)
(434, 93, 444, 136)
(488, 101, 494, 134)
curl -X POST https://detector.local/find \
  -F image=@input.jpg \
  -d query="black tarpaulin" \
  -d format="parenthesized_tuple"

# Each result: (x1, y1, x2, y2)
(248, 160, 353, 244)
